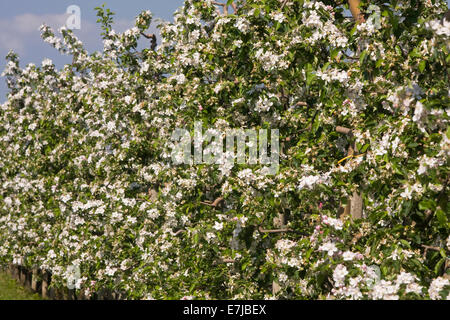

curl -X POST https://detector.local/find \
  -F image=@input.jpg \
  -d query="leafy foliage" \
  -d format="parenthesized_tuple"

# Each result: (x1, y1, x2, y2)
(0, 0, 449, 299)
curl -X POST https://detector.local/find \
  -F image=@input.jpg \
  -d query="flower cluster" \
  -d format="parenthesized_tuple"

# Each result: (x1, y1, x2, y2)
(0, 0, 449, 300)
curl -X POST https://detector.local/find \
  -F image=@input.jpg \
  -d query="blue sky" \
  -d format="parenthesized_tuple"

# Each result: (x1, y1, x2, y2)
(0, 1, 449, 102)
(0, 0, 185, 102)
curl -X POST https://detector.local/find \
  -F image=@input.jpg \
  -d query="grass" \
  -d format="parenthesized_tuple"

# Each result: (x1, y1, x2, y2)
(0, 271, 42, 300)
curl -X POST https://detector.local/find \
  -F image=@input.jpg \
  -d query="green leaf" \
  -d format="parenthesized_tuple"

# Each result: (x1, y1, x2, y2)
(241, 261, 250, 271)
(418, 60, 426, 73)
(360, 144, 370, 153)
(359, 51, 368, 65)
(375, 59, 383, 68)
(434, 257, 445, 275)
(436, 208, 448, 228)
(399, 240, 411, 248)
(418, 199, 435, 211)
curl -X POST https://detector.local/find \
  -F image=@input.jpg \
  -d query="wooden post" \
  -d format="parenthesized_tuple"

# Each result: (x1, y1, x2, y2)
(41, 271, 50, 299)
(348, 0, 365, 23)
(336, 126, 363, 221)
(9, 264, 19, 280)
(76, 289, 87, 300)
(31, 268, 41, 292)
(272, 212, 287, 296)
(24, 268, 32, 289)
(350, 190, 363, 220)
(67, 289, 76, 300)
(18, 266, 27, 286)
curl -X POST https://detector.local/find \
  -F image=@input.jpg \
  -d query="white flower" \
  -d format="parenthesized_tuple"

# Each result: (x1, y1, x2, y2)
(322, 215, 343, 230)
(147, 208, 159, 219)
(95, 206, 105, 215)
(342, 251, 357, 261)
(4, 197, 12, 207)
(174, 73, 186, 84)
(213, 221, 223, 231)
(235, 18, 250, 33)
(405, 282, 423, 295)
(127, 216, 137, 224)
(275, 239, 296, 252)
(254, 95, 273, 112)
(396, 272, 416, 285)
(428, 277, 449, 300)
(400, 186, 413, 199)
(233, 40, 243, 48)
(124, 96, 133, 105)
(111, 212, 123, 222)
(413, 101, 426, 123)
(426, 19, 450, 37)
(279, 272, 288, 283)
(237, 169, 256, 183)
(232, 98, 244, 106)
(105, 266, 117, 277)
(214, 83, 223, 94)
(205, 232, 216, 242)
(42, 58, 53, 67)
(371, 280, 398, 300)
(302, 10, 322, 28)
(104, 39, 114, 50)
(318, 242, 338, 256)
(333, 264, 348, 287)
(298, 175, 320, 190)
(47, 250, 57, 259)
(140, 61, 150, 73)
(106, 121, 116, 131)
(60, 194, 71, 203)
(271, 13, 285, 23)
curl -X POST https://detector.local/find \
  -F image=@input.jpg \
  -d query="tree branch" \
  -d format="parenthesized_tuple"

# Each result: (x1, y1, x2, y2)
(173, 229, 186, 236)
(336, 126, 352, 135)
(140, 32, 157, 50)
(200, 197, 224, 207)
(258, 226, 292, 233)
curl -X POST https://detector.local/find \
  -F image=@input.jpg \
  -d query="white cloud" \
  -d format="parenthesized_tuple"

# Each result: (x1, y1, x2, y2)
(0, 13, 68, 54)
(0, 12, 161, 56)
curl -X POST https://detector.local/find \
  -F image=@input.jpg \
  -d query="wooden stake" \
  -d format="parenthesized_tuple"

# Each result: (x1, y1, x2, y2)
(336, 126, 363, 221)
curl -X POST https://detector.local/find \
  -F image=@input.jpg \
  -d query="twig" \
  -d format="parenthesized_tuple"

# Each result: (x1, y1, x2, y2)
(173, 229, 186, 236)
(140, 32, 157, 50)
(336, 126, 352, 135)
(258, 226, 292, 233)
(200, 197, 224, 207)
(421, 244, 441, 251)
(342, 51, 359, 60)
(421, 244, 442, 259)
(281, 0, 289, 10)
(212, 1, 228, 15)
(213, 258, 235, 265)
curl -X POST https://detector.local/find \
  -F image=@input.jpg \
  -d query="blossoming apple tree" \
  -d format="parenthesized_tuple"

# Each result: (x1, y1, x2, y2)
(0, 0, 449, 299)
